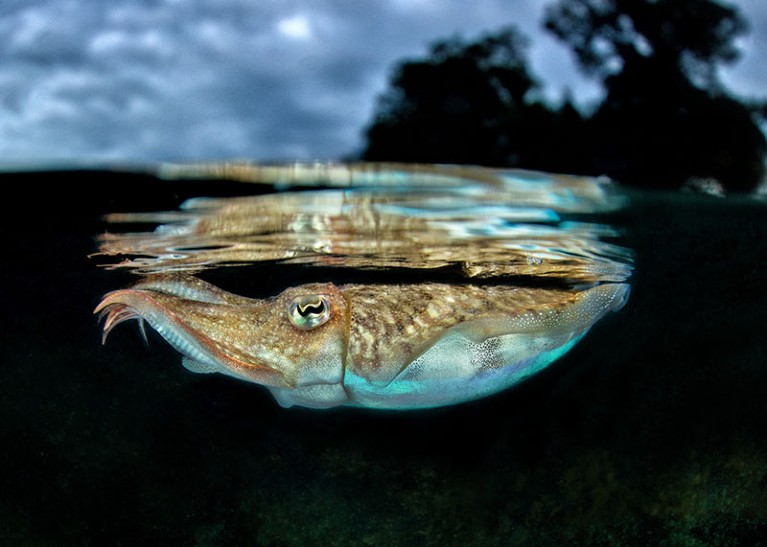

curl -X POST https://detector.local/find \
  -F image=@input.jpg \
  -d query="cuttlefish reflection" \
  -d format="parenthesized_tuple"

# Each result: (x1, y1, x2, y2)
(96, 274, 629, 409)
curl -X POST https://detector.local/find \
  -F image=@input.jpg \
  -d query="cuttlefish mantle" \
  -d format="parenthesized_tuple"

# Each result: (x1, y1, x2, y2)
(95, 274, 629, 409)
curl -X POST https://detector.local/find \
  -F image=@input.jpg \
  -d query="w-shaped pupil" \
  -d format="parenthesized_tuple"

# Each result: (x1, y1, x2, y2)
(298, 301, 325, 317)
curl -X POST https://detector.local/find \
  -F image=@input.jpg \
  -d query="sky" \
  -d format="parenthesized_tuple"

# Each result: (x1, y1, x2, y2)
(0, 0, 764, 164)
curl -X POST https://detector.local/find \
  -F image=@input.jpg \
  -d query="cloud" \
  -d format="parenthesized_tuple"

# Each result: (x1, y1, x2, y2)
(721, 0, 767, 98)
(0, 0, 761, 164)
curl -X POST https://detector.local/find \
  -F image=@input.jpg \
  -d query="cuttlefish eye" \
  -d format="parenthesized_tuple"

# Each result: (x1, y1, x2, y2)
(288, 295, 331, 330)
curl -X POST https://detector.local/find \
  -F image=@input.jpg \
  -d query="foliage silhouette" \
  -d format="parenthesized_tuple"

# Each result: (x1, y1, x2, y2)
(544, 0, 746, 86)
(545, 0, 766, 191)
(362, 28, 590, 173)
(362, 0, 766, 192)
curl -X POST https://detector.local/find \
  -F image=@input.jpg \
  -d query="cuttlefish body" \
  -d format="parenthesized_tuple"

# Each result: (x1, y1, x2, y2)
(95, 275, 628, 409)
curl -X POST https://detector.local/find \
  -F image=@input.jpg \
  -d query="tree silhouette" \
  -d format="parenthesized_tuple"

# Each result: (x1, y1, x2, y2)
(363, 28, 586, 169)
(362, 1, 766, 192)
(545, 0, 766, 191)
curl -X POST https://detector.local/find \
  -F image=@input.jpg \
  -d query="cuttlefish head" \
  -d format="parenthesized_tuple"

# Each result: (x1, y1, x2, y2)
(94, 274, 350, 392)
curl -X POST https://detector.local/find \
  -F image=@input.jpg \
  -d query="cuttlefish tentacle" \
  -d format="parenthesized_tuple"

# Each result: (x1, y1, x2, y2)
(95, 274, 629, 409)
(97, 301, 140, 344)
(97, 302, 151, 345)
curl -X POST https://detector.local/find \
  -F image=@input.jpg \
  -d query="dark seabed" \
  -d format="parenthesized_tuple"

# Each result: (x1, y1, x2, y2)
(1, 168, 766, 545)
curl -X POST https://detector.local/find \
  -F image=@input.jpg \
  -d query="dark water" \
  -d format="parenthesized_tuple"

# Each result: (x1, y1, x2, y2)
(1, 169, 766, 545)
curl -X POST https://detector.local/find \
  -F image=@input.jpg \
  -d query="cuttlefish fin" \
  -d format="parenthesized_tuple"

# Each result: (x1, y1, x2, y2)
(182, 356, 221, 375)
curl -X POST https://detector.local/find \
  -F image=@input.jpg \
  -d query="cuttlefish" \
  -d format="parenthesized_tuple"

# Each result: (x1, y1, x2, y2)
(95, 275, 629, 409)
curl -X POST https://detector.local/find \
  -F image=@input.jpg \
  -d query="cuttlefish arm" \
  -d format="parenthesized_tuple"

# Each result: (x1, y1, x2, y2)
(95, 274, 629, 409)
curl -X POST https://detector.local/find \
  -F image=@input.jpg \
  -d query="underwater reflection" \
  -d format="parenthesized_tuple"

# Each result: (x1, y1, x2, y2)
(98, 162, 632, 282)
(95, 163, 633, 409)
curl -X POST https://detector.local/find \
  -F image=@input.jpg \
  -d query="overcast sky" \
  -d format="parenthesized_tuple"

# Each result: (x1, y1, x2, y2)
(0, 0, 764, 164)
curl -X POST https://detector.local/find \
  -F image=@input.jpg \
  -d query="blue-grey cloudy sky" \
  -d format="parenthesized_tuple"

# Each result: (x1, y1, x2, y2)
(0, 0, 764, 163)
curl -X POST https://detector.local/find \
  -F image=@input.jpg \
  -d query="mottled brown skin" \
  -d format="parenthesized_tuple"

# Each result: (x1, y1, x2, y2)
(343, 283, 578, 384)
(96, 274, 585, 389)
